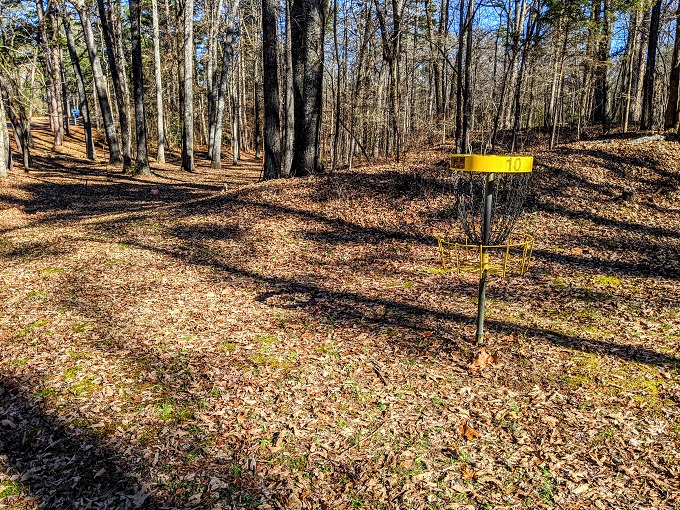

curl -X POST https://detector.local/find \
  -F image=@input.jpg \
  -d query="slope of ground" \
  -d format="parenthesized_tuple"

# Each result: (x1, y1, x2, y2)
(0, 123, 679, 509)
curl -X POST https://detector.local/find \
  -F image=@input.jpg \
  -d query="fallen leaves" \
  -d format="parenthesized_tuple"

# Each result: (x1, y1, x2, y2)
(0, 126, 679, 509)
(457, 420, 480, 441)
(468, 347, 498, 372)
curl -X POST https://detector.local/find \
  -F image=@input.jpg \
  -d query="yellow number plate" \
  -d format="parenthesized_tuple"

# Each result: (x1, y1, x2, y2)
(449, 155, 533, 173)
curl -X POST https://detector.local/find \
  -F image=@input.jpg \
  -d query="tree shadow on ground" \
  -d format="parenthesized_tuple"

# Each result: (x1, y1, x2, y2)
(96, 228, 678, 369)
(0, 377, 155, 509)
(4, 171, 679, 365)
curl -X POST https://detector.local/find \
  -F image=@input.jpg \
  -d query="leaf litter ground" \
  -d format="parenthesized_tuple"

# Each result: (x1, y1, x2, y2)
(0, 127, 679, 509)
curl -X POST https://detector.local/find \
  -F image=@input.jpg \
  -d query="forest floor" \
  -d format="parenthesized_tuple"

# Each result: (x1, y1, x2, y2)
(0, 120, 679, 509)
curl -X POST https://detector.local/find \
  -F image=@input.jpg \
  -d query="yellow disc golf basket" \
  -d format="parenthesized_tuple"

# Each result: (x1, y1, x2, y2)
(438, 154, 534, 343)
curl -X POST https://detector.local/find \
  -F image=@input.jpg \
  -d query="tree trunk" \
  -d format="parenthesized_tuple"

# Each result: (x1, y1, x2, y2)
(282, 0, 294, 177)
(291, 0, 329, 176)
(60, 48, 71, 138)
(623, 10, 639, 132)
(331, 0, 341, 172)
(454, 0, 464, 151)
(151, 0, 166, 163)
(262, 0, 282, 179)
(182, 0, 195, 171)
(36, 0, 64, 146)
(461, 0, 474, 153)
(0, 94, 8, 177)
(206, 0, 223, 159)
(254, 69, 262, 160)
(211, 27, 233, 169)
(665, 2, 680, 130)
(63, 12, 95, 160)
(96, 0, 132, 168)
(0, 76, 31, 170)
(640, 0, 661, 131)
(130, 0, 150, 174)
(73, 0, 121, 164)
(231, 79, 240, 165)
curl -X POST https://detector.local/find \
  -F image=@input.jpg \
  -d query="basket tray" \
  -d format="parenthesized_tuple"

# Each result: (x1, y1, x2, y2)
(438, 233, 535, 278)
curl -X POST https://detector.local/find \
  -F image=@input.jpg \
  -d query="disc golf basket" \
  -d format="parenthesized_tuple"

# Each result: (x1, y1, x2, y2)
(437, 154, 534, 343)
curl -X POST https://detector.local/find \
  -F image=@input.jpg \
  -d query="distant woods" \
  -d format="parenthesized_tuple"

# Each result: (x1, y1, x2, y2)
(2, 0, 680, 177)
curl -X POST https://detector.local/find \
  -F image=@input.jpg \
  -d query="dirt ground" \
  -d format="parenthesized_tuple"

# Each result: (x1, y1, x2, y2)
(0, 121, 679, 509)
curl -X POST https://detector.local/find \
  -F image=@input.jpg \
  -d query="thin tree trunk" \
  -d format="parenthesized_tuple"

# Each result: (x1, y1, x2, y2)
(461, 0, 473, 153)
(262, 0, 282, 179)
(0, 76, 31, 170)
(73, 0, 121, 164)
(641, 0, 661, 130)
(60, 48, 71, 137)
(0, 94, 8, 177)
(623, 10, 639, 132)
(182, 0, 195, 171)
(254, 66, 262, 160)
(665, 2, 680, 130)
(96, 0, 132, 168)
(454, 0, 464, 151)
(212, 27, 233, 169)
(64, 13, 95, 160)
(130, 0, 150, 174)
(36, 0, 64, 146)
(282, 0, 294, 177)
(151, 0, 165, 163)
(331, 0, 341, 172)
(231, 78, 240, 165)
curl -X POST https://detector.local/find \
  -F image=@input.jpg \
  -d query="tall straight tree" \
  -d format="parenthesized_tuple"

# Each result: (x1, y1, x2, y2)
(182, 0, 195, 172)
(0, 74, 31, 170)
(151, 0, 165, 163)
(665, 1, 680, 130)
(96, 0, 133, 169)
(130, 0, 150, 174)
(640, 0, 661, 130)
(35, 0, 63, 146)
(63, 11, 95, 160)
(72, 0, 121, 164)
(282, 0, 294, 177)
(0, 93, 8, 177)
(374, 0, 405, 160)
(262, 0, 281, 179)
(291, 0, 329, 176)
(211, 27, 233, 169)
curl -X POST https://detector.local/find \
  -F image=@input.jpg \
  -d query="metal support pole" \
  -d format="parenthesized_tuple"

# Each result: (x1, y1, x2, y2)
(475, 172, 494, 344)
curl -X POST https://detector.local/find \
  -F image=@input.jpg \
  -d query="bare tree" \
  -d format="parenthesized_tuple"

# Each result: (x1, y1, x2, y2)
(72, 0, 121, 164)
(130, 0, 149, 174)
(35, 0, 63, 146)
(182, 0, 195, 172)
(640, 0, 661, 131)
(96, 0, 133, 169)
(262, 0, 281, 179)
(151, 0, 166, 163)
(63, 10, 95, 160)
(0, 92, 8, 177)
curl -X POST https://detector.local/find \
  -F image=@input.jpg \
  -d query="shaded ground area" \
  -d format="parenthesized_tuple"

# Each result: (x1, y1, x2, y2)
(0, 125, 679, 509)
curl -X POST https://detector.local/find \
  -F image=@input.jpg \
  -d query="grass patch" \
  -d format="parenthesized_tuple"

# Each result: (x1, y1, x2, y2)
(40, 267, 63, 276)
(593, 275, 622, 287)
(69, 376, 98, 396)
(18, 319, 49, 337)
(0, 480, 26, 497)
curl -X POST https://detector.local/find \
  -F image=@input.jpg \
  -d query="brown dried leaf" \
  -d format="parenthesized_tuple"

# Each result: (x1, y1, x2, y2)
(461, 464, 477, 481)
(468, 347, 499, 372)
(457, 420, 480, 441)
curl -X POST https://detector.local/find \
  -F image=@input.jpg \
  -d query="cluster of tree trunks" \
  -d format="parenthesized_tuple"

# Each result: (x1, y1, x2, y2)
(5, 0, 680, 178)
